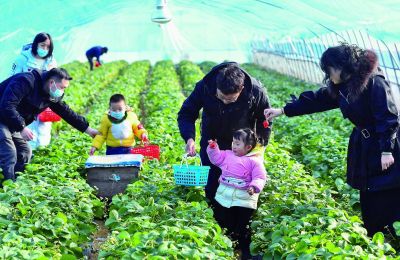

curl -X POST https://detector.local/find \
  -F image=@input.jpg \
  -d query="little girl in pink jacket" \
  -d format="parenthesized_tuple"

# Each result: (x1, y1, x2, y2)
(206, 128, 267, 259)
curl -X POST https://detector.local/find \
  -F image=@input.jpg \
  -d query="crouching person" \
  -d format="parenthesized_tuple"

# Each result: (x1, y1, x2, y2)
(0, 68, 98, 183)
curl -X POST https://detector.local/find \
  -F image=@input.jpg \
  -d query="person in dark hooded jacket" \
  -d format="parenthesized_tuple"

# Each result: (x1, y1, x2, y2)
(0, 68, 99, 184)
(86, 46, 108, 71)
(265, 43, 400, 237)
(177, 62, 272, 206)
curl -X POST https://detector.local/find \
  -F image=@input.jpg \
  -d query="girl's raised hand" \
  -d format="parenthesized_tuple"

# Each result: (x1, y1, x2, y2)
(208, 139, 218, 149)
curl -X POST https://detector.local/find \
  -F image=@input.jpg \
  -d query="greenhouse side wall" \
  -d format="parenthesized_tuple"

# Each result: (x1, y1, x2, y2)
(252, 30, 400, 91)
(253, 51, 324, 85)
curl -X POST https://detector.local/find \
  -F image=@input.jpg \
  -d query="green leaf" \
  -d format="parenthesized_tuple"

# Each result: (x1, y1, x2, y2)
(36, 257, 50, 260)
(56, 212, 68, 224)
(60, 254, 77, 260)
(341, 232, 351, 243)
(118, 231, 130, 240)
(325, 241, 341, 254)
(393, 221, 400, 236)
(372, 232, 385, 246)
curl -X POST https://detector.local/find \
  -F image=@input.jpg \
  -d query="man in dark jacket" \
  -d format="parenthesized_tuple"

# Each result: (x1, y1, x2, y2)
(177, 62, 271, 204)
(86, 46, 108, 71)
(0, 68, 98, 183)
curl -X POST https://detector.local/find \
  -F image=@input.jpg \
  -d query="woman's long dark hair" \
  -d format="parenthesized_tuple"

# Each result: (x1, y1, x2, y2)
(31, 32, 54, 59)
(320, 43, 378, 101)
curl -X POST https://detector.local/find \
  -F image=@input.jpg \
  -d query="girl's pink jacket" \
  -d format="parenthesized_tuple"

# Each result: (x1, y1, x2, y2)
(206, 144, 267, 193)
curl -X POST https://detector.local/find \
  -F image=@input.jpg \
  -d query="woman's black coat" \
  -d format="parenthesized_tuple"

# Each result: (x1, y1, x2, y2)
(284, 70, 400, 191)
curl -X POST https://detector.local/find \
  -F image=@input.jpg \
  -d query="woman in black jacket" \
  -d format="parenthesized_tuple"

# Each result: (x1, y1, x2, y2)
(265, 43, 400, 236)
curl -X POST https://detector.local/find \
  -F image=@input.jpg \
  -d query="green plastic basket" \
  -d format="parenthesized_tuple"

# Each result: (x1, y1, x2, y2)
(173, 154, 210, 186)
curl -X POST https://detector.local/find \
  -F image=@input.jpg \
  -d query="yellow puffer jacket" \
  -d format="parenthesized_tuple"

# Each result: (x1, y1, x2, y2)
(92, 111, 147, 149)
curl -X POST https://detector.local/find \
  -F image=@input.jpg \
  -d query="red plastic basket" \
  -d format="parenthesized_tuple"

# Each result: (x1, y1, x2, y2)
(38, 108, 61, 122)
(130, 144, 160, 160)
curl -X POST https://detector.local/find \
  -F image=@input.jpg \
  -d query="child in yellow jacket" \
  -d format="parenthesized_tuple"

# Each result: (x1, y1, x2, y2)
(89, 94, 148, 155)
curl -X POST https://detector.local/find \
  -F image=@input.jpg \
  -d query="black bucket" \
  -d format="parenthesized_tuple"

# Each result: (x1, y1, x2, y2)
(87, 166, 139, 198)
(85, 154, 143, 199)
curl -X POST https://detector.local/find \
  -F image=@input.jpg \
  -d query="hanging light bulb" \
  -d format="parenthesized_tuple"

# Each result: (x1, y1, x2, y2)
(151, 0, 172, 24)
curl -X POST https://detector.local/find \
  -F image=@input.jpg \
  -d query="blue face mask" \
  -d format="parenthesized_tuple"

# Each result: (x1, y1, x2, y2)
(49, 81, 64, 99)
(110, 111, 125, 120)
(37, 47, 48, 58)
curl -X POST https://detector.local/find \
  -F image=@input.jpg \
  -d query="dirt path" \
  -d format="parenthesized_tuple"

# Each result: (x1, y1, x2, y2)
(88, 219, 109, 260)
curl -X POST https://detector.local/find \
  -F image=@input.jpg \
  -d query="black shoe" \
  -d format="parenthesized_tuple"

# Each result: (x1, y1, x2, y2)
(241, 250, 264, 260)
(241, 251, 252, 260)
(251, 254, 263, 260)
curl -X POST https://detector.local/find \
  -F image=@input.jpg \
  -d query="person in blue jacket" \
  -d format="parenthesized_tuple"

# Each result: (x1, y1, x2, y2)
(0, 68, 99, 184)
(265, 43, 400, 237)
(11, 32, 57, 75)
(86, 46, 108, 71)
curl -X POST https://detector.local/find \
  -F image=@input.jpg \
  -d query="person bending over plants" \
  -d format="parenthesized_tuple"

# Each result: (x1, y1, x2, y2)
(0, 68, 98, 184)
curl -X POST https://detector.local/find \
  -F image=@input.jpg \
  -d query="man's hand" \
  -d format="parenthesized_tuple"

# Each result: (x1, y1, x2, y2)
(382, 153, 395, 171)
(186, 138, 196, 156)
(85, 127, 99, 138)
(21, 127, 34, 141)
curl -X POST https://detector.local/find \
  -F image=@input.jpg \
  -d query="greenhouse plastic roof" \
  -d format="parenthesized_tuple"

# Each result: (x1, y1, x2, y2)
(1, 0, 399, 80)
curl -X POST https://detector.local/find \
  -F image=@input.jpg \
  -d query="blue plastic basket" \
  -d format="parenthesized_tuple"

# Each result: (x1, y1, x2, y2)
(173, 154, 210, 186)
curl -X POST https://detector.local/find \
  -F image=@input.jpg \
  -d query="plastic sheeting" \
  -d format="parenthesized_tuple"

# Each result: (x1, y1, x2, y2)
(1, 0, 399, 80)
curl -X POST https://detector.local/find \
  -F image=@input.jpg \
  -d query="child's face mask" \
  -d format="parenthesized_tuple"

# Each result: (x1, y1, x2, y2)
(109, 111, 125, 120)
(109, 101, 126, 120)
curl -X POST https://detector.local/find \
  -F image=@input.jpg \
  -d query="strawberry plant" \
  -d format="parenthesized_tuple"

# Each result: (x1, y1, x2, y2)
(198, 61, 217, 74)
(0, 61, 130, 259)
(99, 60, 235, 259)
(1, 60, 398, 259)
(252, 139, 396, 258)
(177, 60, 204, 96)
(242, 64, 359, 208)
